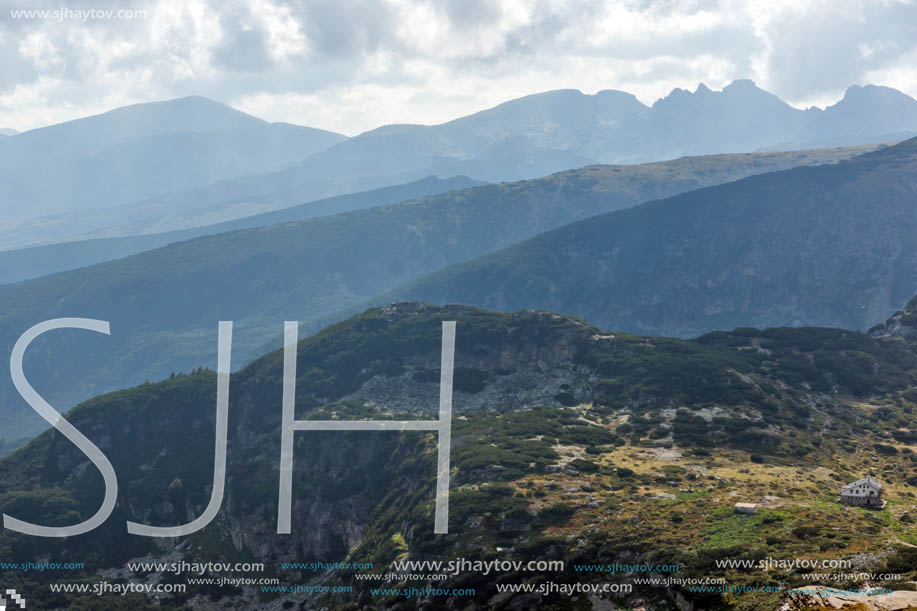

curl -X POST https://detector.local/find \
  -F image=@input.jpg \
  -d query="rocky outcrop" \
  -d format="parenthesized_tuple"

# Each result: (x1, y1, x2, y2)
(868, 296, 917, 338)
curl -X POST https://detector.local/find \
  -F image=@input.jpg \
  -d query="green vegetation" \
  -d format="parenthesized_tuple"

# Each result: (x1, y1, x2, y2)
(390, 138, 917, 343)
(2, 301, 917, 609)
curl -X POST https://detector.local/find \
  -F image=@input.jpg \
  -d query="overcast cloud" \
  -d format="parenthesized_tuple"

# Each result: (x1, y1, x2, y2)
(0, 0, 915, 134)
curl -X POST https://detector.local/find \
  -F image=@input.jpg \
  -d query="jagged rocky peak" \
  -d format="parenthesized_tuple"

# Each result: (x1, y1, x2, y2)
(652, 78, 771, 109)
(841, 83, 913, 104)
(724, 78, 758, 90)
(869, 296, 917, 338)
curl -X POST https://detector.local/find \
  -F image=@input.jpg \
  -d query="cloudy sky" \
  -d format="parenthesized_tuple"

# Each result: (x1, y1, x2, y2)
(1, 0, 916, 135)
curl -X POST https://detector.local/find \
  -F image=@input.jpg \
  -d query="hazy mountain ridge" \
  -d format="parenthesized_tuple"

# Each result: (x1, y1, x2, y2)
(5, 82, 916, 250)
(273, 80, 917, 184)
(800, 84, 917, 142)
(385, 138, 917, 338)
(117, 81, 917, 246)
(0, 97, 346, 225)
(0, 175, 484, 286)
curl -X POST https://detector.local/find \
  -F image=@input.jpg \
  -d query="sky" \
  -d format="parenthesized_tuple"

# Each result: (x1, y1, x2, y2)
(0, 0, 916, 135)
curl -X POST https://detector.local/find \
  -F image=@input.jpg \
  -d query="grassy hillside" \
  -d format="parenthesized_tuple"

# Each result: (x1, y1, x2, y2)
(0, 146, 872, 448)
(387, 138, 917, 338)
(2, 302, 917, 609)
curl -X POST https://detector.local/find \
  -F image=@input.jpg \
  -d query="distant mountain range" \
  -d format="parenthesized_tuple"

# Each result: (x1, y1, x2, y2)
(796, 84, 917, 143)
(0, 96, 345, 225)
(4, 82, 917, 250)
(111, 82, 916, 241)
(0, 128, 17, 137)
(0, 175, 484, 286)
(0, 147, 860, 450)
(290, 81, 917, 180)
(387, 138, 917, 337)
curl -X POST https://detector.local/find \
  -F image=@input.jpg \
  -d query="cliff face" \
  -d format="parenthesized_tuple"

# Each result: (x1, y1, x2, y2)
(870, 296, 917, 339)
(344, 304, 594, 414)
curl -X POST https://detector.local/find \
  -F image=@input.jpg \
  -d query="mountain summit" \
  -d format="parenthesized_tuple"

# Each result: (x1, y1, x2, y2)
(800, 84, 917, 141)
(11, 96, 268, 148)
(0, 96, 346, 223)
(645, 79, 807, 157)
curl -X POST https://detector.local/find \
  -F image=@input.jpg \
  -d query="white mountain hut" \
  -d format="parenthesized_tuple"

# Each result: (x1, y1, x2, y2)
(839, 476, 884, 508)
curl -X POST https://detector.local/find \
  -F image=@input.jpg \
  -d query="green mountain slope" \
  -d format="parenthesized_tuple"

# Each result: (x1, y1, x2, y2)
(2, 302, 917, 609)
(387, 138, 917, 338)
(0, 147, 869, 448)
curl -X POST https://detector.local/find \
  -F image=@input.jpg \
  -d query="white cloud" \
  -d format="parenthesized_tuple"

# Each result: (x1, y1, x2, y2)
(18, 31, 63, 70)
(251, 0, 307, 62)
(0, 0, 915, 134)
